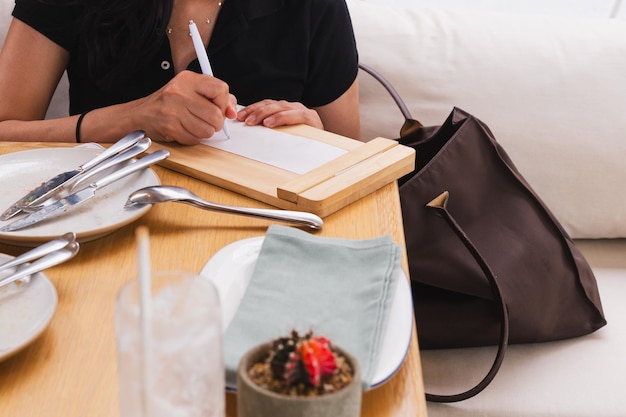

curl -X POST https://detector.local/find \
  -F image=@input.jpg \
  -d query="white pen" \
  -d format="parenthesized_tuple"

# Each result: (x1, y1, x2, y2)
(189, 19, 231, 139)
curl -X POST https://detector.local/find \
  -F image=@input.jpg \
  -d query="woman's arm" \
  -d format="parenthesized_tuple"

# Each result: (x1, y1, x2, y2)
(314, 79, 361, 140)
(0, 18, 74, 141)
(235, 79, 362, 141)
(0, 19, 235, 144)
(79, 71, 236, 145)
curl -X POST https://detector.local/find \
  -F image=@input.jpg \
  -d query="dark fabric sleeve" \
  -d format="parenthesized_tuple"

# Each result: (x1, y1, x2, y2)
(12, 0, 81, 52)
(302, 0, 359, 107)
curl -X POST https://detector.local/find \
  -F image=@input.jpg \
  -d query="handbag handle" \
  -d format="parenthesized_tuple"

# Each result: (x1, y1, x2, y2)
(359, 63, 511, 401)
(424, 191, 510, 402)
(358, 63, 423, 137)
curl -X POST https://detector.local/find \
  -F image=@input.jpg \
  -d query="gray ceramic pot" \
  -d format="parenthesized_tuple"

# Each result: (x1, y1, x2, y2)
(237, 342, 362, 417)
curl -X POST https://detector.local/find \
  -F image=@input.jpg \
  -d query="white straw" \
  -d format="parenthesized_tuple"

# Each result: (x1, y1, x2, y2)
(136, 226, 152, 417)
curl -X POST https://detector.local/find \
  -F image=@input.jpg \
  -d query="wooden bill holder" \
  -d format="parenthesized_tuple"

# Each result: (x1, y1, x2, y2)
(150, 125, 415, 218)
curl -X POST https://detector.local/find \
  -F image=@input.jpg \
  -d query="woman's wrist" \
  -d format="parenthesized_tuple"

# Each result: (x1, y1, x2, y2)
(74, 100, 146, 143)
(75, 110, 92, 143)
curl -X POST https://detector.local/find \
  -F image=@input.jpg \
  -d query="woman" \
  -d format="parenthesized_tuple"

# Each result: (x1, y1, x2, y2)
(0, 0, 361, 144)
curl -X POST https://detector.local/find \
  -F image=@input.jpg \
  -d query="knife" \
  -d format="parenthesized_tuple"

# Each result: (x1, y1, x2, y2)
(0, 149, 169, 232)
(0, 130, 146, 221)
(37, 136, 152, 205)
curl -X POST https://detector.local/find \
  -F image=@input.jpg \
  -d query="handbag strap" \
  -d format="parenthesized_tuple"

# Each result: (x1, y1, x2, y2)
(358, 63, 423, 137)
(359, 63, 510, 401)
(424, 191, 510, 402)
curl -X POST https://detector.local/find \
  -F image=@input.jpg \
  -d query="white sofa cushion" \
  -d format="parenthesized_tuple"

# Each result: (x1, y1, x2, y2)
(348, 1, 626, 239)
(0, 0, 12, 45)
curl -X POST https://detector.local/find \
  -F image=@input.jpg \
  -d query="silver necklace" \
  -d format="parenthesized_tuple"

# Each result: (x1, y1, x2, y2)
(166, 0, 223, 35)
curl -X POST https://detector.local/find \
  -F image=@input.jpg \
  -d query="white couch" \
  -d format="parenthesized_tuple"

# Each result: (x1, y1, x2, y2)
(348, 1, 626, 416)
(3, 1, 626, 415)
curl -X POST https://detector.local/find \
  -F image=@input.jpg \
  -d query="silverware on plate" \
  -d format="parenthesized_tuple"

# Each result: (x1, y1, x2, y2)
(0, 232, 76, 273)
(0, 150, 169, 232)
(23, 137, 152, 213)
(125, 185, 324, 230)
(0, 232, 79, 288)
(64, 136, 152, 194)
(0, 130, 146, 221)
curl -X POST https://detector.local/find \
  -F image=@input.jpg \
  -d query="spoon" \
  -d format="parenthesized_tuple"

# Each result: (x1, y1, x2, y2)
(125, 185, 324, 230)
(0, 241, 80, 288)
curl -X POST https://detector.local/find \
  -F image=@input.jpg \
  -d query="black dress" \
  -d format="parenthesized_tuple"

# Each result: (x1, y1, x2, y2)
(12, 0, 359, 115)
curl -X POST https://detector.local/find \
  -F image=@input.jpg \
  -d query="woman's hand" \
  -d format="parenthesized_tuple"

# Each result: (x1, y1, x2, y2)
(236, 99, 324, 131)
(135, 70, 237, 145)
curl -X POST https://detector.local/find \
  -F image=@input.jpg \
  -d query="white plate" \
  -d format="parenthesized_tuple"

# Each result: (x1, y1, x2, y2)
(200, 236, 413, 391)
(0, 147, 160, 246)
(0, 253, 58, 361)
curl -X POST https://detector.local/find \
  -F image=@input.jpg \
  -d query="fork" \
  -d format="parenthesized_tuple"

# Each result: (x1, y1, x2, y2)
(0, 241, 80, 288)
(0, 232, 76, 274)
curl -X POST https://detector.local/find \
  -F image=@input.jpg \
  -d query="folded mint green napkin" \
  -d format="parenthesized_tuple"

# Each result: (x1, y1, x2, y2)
(223, 225, 402, 389)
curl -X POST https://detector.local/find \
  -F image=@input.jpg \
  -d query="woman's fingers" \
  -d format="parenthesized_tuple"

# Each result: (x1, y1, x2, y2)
(140, 73, 327, 145)
(237, 100, 323, 130)
(141, 71, 233, 145)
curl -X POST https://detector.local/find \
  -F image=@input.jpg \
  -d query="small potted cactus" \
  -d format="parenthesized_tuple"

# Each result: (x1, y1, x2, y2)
(237, 330, 361, 417)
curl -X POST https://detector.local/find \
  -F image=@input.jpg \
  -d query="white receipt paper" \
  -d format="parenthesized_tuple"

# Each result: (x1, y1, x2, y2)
(201, 121, 347, 175)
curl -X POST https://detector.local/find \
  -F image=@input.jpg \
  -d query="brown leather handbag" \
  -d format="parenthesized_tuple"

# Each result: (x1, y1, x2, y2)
(359, 64, 607, 402)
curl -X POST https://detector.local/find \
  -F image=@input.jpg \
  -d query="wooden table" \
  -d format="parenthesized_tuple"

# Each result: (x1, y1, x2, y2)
(0, 141, 427, 417)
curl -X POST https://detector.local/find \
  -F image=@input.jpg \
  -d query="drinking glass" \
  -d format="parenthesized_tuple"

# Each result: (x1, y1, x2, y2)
(115, 271, 224, 417)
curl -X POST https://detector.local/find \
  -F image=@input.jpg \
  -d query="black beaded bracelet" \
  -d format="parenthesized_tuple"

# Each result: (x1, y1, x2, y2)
(75, 110, 92, 143)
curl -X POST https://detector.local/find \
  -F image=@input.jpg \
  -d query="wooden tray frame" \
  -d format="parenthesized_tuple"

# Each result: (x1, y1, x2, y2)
(150, 125, 415, 217)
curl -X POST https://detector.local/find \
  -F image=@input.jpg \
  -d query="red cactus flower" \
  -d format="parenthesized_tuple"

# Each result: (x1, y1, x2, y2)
(268, 330, 339, 388)
(297, 336, 337, 387)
